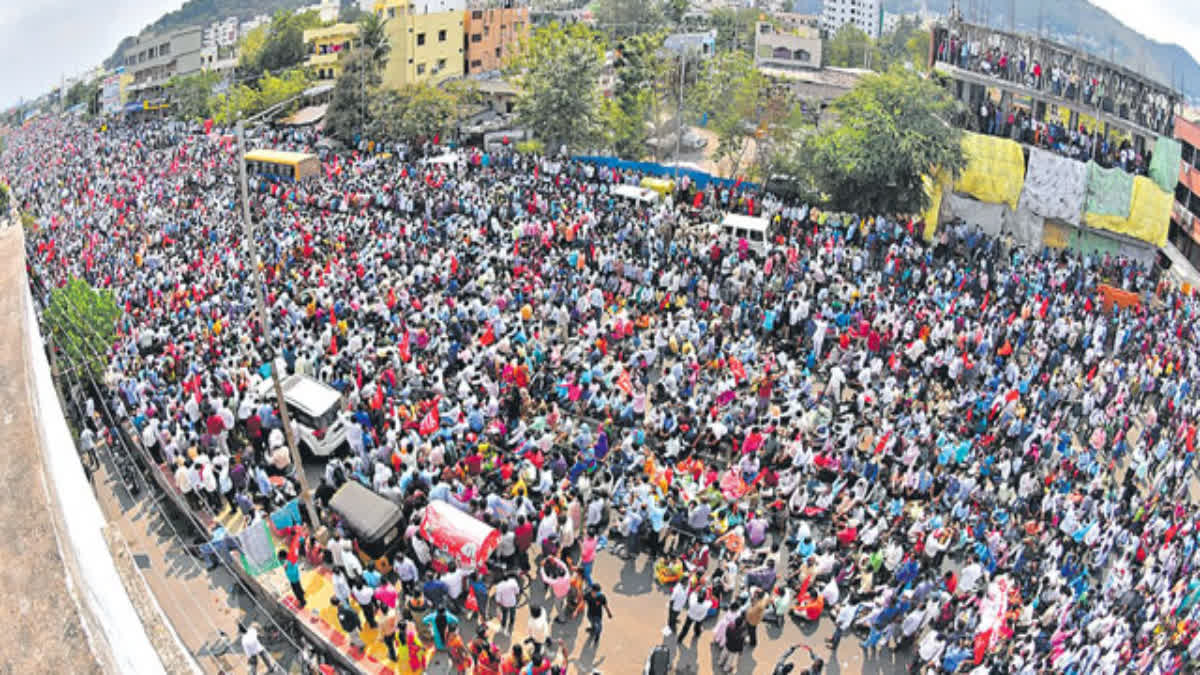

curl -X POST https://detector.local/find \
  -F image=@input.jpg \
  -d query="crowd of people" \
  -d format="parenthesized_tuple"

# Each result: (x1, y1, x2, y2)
(934, 25, 1176, 137)
(8, 113, 1200, 675)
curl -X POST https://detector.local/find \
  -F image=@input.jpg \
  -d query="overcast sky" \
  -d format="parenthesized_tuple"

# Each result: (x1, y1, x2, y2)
(1089, 0, 1200, 65)
(0, 0, 182, 109)
(2, 0, 1200, 110)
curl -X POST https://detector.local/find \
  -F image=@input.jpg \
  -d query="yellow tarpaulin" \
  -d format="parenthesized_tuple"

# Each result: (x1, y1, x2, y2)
(640, 177, 675, 196)
(1083, 176, 1171, 247)
(954, 132, 1026, 210)
(921, 173, 948, 242)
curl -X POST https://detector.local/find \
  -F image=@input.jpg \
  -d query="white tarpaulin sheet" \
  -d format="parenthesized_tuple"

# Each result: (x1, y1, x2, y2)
(1009, 206, 1045, 251)
(1018, 147, 1087, 225)
(944, 192, 1008, 237)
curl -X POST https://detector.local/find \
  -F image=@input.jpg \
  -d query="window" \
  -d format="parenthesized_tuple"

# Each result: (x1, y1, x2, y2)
(793, 49, 811, 62)
(471, 33, 482, 43)
(417, 63, 426, 75)
(388, 8, 396, 18)
(1183, 141, 1195, 165)
(147, 47, 156, 58)
(438, 29, 447, 42)
(470, 59, 482, 69)
(417, 33, 426, 46)
(495, 47, 502, 58)
(1177, 182, 1191, 205)
(472, 10, 483, 19)
(160, 43, 170, 56)
(437, 58, 446, 69)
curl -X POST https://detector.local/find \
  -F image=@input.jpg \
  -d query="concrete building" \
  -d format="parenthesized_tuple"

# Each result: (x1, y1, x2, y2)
(463, 2, 530, 76)
(775, 13, 820, 34)
(202, 17, 239, 49)
(662, 30, 717, 59)
(199, 45, 238, 74)
(302, 0, 341, 23)
(754, 22, 821, 71)
(374, 0, 466, 88)
(1169, 116, 1200, 268)
(122, 27, 204, 102)
(821, 0, 882, 40)
(304, 23, 361, 82)
(240, 15, 271, 37)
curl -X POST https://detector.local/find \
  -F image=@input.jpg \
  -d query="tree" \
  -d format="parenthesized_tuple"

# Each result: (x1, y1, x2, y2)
(45, 277, 120, 380)
(664, 0, 690, 24)
(791, 66, 966, 215)
(324, 12, 390, 144)
(324, 53, 374, 143)
(609, 30, 668, 159)
(240, 9, 323, 76)
(370, 83, 458, 141)
(709, 8, 757, 54)
(688, 50, 769, 177)
(825, 23, 877, 68)
(876, 17, 930, 71)
(507, 22, 608, 154)
(593, 0, 664, 38)
(211, 69, 311, 125)
(167, 71, 222, 122)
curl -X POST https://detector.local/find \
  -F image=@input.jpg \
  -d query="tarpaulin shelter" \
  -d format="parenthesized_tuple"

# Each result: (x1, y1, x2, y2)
(1018, 147, 1087, 224)
(1149, 136, 1183, 193)
(420, 499, 501, 568)
(1084, 176, 1171, 247)
(954, 133, 1026, 210)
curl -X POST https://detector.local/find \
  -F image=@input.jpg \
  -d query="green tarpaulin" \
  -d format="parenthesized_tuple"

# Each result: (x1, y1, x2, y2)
(1085, 162, 1134, 217)
(1149, 136, 1183, 194)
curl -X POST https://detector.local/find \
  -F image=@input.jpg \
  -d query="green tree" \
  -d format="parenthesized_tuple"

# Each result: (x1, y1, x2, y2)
(609, 30, 667, 159)
(45, 278, 120, 380)
(323, 12, 391, 144)
(825, 23, 877, 68)
(876, 17, 930, 71)
(593, 0, 664, 38)
(507, 22, 607, 154)
(689, 50, 769, 177)
(370, 82, 458, 141)
(793, 67, 966, 215)
(709, 8, 758, 54)
(167, 71, 222, 122)
(239, 9, 323, 76)
(211, 69, 311, 125)
(664, 0, 690, 24)
(324, 53, 374, 143)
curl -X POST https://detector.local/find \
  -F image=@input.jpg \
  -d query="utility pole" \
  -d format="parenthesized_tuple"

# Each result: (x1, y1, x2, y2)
(675, 49, 685, 180)
(1009, 0, 1015, 32)
(235, 119, 319, 529)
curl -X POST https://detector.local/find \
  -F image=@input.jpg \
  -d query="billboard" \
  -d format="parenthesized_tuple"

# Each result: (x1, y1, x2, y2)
(101, 74, 122, 116)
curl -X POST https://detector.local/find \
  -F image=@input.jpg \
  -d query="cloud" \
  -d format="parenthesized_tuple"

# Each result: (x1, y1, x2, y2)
(1089, 0, 1200, 64)
(0, 0, 183, 108)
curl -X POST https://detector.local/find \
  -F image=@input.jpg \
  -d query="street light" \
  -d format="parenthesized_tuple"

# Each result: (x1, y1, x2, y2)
(234, 97, 320, 529)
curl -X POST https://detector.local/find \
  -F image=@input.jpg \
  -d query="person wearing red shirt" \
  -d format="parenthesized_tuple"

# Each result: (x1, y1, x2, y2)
(514, 516, 535, 574)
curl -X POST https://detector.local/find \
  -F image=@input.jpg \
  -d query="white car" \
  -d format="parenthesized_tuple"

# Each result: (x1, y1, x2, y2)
(256, 374, 347, 457)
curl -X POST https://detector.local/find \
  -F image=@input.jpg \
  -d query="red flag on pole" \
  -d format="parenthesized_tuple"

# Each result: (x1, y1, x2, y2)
(729, 357, 746, 382)
(617, 370, 633, 396)
(418, 399, 440, 436)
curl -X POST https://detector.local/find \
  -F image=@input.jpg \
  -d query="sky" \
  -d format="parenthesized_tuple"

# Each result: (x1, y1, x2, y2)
(1087, 0, 1200, 64)
(0, 0, 183, 109)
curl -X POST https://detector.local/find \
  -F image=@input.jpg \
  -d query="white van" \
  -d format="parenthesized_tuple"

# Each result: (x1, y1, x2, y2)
(256, 374, 347, 457)
(610, 184, 660, 205)
(719, 213, 771, 255)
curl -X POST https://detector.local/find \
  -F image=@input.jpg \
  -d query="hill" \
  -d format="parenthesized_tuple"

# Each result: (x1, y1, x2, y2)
(792, 0, 1200, 101)
(102, 0, 315, 68)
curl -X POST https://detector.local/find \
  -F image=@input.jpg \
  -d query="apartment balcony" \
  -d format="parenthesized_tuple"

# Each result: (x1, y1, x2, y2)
(307, 52, 341, 67)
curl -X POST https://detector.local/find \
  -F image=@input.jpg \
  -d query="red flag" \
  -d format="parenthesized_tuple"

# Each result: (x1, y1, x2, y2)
(433, 134, 440, 146)
(733, 176, 743, 191)
(398, 331, 411, 362)
(372, 385, 384, 411)
(1087, 365, 1097, 382)
(387, 287, 397, 309)
(729, 357, 746, 382)
(1039, 298, 1050, 318)
(418, 400, 440, 436)
(480, 323, 496, 346)
(617, 370, 633, 396)
(874, 431, 892, 455)
(329, 306, 337, 325)
(693, 191, 703, 209)
(534, 164, 539, 180)
(329, 335, 338, 355)
(980, 292, 989, 314)
(356, 364, 363, 391)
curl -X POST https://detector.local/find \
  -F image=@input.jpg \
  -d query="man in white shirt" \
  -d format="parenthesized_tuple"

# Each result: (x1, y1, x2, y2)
(239, 622, 275, 673)
(491, 575, 520, 632)
(667, 581, 689, 634)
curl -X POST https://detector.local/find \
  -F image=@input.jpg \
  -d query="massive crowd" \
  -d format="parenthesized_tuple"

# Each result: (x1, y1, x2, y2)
(7, 114, 1200, 675)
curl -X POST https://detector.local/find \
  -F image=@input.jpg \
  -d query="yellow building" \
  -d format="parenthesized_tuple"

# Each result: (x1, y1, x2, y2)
(303, 23, 362, 82)
(373, 0, 465, 89)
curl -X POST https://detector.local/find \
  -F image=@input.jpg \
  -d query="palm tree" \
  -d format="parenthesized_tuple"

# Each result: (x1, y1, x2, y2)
(358, 12, 391, 77)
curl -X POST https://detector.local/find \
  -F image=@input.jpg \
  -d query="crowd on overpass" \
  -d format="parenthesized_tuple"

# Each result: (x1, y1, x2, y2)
(8, 115, 1200, 675)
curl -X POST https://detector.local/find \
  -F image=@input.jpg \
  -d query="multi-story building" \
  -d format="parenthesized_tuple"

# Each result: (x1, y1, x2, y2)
(754, 21, 821, 71)
(374, 0, 465, 88)
(462, 2, 529, 76)
(202, 17, 240, 49)
(199, 45, 238, 74)
(122, 27, 204, 103)
(1169, 116, 1200, 267)
(304, 23, 361, 82)
(821, 0, 882, 40)
(240, 15, 271, 38)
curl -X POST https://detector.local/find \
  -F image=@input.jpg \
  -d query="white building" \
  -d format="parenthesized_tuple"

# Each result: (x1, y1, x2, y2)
(821, 0, 882, 40)
(240, 15, 271, 38)
(302, 0, 340, 23)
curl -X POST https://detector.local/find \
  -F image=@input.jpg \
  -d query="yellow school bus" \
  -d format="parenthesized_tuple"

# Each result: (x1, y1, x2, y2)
(244, 149, 320, 182)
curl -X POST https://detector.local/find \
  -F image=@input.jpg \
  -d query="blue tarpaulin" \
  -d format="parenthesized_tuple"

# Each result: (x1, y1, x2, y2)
(573, 156, 759, 192)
